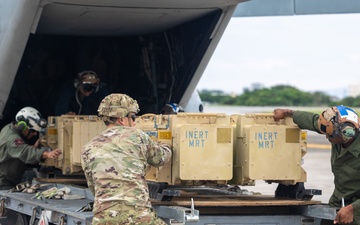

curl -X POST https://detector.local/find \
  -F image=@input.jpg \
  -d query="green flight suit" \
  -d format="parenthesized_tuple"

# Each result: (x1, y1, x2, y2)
(0, 123, 45, 190)
(293, 111, 360, 224)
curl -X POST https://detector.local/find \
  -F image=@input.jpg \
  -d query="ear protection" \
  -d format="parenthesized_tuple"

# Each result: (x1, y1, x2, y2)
(16, 115, 28, 132)
(16, 121, 28, 132)
(339, 122, 357, 139)
(74, 78, 80, 89)
(74, 70, 100, 93)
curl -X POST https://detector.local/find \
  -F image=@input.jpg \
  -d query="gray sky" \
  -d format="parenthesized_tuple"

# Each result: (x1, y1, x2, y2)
(197, 13, 360, 98)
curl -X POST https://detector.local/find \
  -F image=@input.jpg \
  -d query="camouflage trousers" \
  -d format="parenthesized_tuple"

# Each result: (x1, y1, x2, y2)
(92, 204, 167, 225)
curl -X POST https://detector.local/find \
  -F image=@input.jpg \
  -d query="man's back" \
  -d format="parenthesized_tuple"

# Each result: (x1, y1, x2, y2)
(82, 126, 156, 212)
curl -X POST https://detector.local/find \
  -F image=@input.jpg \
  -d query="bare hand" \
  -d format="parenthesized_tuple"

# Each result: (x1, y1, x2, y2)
(273, 109, 293, 122)
(45, 149, 62, 159)
(334, 204, 354, 224)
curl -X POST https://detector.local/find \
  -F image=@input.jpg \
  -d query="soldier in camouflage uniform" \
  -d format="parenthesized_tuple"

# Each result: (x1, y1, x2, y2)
(274, 106, 360, 225)
(81, 93, 171, 225)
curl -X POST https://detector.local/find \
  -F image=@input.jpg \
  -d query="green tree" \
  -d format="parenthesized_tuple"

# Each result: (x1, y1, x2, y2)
(199, 85, 337, 106)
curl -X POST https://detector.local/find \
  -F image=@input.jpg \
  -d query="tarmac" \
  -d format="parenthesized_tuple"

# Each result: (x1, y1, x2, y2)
(245, 131, 333, 203)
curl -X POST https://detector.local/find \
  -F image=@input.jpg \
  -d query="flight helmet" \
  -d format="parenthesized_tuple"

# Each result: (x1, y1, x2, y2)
(161, 103, 184, 114)
(75, 70, 100, 92)
(318, 105, 359, 142)
(15, 107, 47, 132)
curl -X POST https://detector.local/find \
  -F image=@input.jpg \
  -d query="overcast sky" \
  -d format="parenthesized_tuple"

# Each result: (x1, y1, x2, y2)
(197, 13, 360, 98)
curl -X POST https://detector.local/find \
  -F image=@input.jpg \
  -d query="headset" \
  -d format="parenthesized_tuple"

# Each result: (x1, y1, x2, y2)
(327, 121, 357, 140)
(74, 70, 100, 93)
(319, 106, 359, 141)
(16, 114, 47, 133)
(16, 118, 28, 132)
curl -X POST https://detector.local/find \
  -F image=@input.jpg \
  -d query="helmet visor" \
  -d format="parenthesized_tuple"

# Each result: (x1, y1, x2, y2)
(81, 83, 98, 92)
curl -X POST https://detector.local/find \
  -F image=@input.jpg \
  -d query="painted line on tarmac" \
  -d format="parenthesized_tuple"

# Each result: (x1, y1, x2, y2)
(307, 143, 331, 150)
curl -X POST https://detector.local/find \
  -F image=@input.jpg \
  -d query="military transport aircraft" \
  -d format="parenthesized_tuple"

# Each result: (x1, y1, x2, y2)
(0, 0, 360, 128)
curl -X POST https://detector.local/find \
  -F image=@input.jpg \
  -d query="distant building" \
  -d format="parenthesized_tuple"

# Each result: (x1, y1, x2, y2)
(349, 84, 360, 97)
(323, 88, 347, 100)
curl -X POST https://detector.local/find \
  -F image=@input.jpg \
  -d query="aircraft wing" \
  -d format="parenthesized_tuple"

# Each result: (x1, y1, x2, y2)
(234, 0, 360, 17)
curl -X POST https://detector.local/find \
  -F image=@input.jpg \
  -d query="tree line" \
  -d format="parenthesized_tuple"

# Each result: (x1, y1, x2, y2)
(199, 85, 360, 107)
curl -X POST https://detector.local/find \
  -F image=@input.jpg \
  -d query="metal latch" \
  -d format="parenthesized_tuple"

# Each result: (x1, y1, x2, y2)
(154, 198, 199, 224)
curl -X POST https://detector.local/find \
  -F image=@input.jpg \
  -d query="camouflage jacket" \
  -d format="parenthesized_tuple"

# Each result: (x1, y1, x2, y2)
(81, 125, 171, 214)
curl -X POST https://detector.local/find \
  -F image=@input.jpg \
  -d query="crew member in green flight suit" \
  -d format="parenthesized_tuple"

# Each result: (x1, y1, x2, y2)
(0, 106, 61, 190)
(274, 105, 360, 225)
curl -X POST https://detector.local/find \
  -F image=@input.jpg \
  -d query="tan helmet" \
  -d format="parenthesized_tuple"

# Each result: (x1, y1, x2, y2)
(318, 105, 359, 140)
(97, 93, 140, 118)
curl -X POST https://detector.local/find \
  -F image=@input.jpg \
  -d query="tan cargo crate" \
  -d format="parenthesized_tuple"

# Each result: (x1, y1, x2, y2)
(136, 113, 234, 185)
(230, 113, 306, 186)
(41, 115, 105, 174)
(171, 113, 233, 185)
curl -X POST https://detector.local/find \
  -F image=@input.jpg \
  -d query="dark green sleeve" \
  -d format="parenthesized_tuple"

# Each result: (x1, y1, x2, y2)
(7, 137, 45, 164)
(292, 111, 322, 134)
(352, 199, 360, 216)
